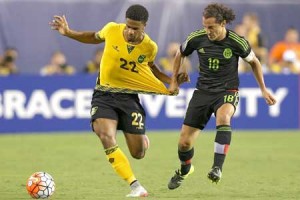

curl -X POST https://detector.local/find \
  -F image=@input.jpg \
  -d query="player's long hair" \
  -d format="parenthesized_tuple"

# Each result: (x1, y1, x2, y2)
(126, 4, 149, 23)
(203, 3, 236, 24)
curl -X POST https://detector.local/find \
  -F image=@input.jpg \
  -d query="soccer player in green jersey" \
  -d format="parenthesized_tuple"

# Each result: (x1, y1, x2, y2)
(168, 3, 276, 189)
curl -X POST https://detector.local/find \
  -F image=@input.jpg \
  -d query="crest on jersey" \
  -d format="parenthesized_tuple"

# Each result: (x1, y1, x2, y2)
(127, 45, 135, 54)
(91, 106, 98, 116)
(138, 55, 146, 63)
(223, 48, 232, 59)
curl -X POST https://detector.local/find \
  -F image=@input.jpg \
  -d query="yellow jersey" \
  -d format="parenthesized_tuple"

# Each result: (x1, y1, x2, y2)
(95, 22, 170, 95)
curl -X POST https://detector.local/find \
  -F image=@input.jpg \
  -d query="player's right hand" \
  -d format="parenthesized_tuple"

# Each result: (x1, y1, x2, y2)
(49, 15, 69, 36)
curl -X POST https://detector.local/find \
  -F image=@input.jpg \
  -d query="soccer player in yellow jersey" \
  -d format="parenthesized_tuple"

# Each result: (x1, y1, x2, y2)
(50, 4, 187, 198)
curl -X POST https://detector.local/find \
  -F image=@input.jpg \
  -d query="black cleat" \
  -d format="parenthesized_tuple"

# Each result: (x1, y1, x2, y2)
(207, 166, 222, 183)
(168, 165, 194, 190)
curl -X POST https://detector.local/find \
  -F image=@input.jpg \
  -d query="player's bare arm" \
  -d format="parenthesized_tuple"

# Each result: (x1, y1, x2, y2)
(177, 55, 190, 86)
(168, 49, 185, 94)
(248, 54, 277, 106)
(149, 62, 171, 84)
(49, 15, 103, 44)
(149, 62, 189, 86)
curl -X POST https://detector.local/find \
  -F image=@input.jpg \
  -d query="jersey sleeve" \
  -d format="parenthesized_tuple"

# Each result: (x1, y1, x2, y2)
(96, 22, 116, 40)
(180, 36, 195, 57)
(180, 30, 206, 56)
(149, 41, 158, 62)
(229, 31, 252, 59)
(238, 39, 252, 59)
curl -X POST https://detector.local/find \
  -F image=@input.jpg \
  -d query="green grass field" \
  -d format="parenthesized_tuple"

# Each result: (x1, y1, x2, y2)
(1, 130, 300, 200)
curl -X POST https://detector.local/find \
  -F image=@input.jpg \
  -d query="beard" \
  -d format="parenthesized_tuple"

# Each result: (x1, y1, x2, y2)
(127, 34, 136, 42)
(207, 34, 216, 41)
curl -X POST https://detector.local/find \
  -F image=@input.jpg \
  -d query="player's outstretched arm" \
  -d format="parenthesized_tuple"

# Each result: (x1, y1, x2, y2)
(49, 15, 103, 44)
(248, 55, 276, 106)
(168, 49, 186, 94)
(149, 62, 171, 84)
(149, 62, 189, 86)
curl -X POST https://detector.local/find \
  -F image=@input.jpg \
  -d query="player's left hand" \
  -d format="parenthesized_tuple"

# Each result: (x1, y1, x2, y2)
(262, 90, 276, 106)
(177, 72, 190, 85)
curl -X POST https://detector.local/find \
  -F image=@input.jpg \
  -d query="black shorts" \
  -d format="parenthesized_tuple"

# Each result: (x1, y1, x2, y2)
(184, 89, 239, 130)
(90, 90, 146, 134)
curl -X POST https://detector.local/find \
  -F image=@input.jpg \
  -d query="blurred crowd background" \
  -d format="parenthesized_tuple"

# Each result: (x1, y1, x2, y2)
(0, 0, 300, 76)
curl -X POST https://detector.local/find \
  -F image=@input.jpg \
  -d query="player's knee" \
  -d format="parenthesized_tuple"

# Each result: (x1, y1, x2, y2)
(94, 130, 115, 147)
(178, 140, 192, 151)
(217, 113, 231, 125)
(130, 150, 145, 159)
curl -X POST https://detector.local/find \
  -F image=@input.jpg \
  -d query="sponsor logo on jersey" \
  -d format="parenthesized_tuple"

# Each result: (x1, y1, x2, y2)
(198, 48, 205, 54)
(112, 45, 119, 52)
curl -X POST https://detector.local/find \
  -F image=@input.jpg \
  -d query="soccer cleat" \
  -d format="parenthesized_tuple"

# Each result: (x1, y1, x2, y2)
(168, 165, 194, 190)
(207, 166, 222, 183)
(126, 185, 148, 198)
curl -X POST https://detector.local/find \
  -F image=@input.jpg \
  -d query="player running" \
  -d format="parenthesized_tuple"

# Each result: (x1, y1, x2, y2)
(168, 3, 276, 190)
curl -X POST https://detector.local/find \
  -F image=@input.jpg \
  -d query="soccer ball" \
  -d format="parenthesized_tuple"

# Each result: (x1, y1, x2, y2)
(26, 172, 55, 199)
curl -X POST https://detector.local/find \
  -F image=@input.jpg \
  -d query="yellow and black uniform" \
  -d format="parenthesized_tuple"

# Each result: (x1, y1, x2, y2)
(95, 22, 170, 95)
(90, 22, 166, 186)
(91, 22, 168, 134)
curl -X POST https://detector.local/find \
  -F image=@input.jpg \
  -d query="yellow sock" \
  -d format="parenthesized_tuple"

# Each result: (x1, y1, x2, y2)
(105, 145, 136, 184)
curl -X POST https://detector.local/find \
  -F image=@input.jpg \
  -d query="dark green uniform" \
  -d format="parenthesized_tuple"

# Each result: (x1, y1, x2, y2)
(182, 29, 251, 129)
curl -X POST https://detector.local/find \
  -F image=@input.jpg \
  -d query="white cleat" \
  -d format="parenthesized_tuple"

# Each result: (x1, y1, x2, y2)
(126, 185, 148, 198)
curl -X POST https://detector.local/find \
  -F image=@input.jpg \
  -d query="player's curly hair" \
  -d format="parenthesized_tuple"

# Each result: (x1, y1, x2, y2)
(126, 4, 149, 23)
(203, 3, 236, 24)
